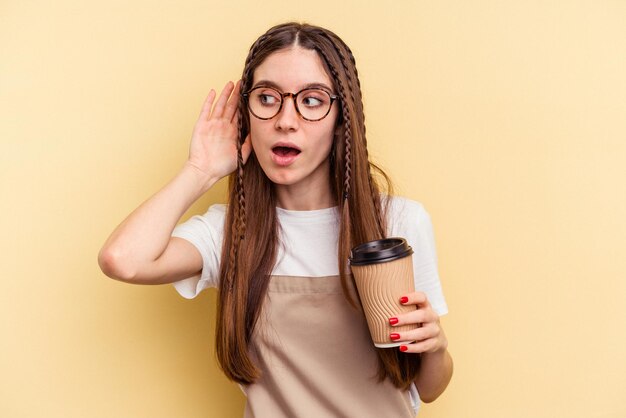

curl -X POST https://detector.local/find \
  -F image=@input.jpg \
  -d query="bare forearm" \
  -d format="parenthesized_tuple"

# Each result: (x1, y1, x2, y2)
(98, 162, 216, 278)
(414, 348, 453, 403)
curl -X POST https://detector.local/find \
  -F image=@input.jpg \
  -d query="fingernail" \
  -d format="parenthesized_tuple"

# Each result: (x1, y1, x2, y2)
(389, 317, 399, 325)
(399, 296, 409, 304)
(390, 333, 401, 341)
(399, 345, 408, 352)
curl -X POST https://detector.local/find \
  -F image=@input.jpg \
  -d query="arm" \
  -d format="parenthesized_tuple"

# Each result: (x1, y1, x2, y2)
(415, 340, 453, 403)
(97, 164, 217, 284)
(389, 292, 453, 402)
(98, 81, 251, 284)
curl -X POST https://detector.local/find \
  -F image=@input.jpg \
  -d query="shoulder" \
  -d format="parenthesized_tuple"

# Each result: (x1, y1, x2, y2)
(190, 203, 227, 225)
(173, 203, 228, 237)
(197, 204, 229, 233)
(205, 203, 228, 219)
(383, 195, 430, 227)
(382, 195, 435, 245)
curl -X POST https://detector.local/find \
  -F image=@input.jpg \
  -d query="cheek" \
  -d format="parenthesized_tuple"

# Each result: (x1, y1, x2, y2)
(310, 129, 336, 162)
(248, 120, 266, 149)
(320, 121, 338, 149)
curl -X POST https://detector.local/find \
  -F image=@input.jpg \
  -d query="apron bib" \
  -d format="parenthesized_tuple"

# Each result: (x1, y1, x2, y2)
(243, 275, 415, 418)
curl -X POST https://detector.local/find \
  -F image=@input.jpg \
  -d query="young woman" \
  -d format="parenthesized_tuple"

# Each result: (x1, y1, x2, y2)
(99, 22, 453, 417)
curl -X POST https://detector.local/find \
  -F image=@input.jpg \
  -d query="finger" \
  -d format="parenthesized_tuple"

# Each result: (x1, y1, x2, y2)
(223, 80, 242, 122)
(399, 339, 439, 354)
(399, 291, 430, 307)
(389, 323, 439, 344)
(230, 107, 240, 126)
(241, 134, 253, 164)
(390, 307, 438, 327)
(210, 81, 235, 120)
(199, 90, 216, 121)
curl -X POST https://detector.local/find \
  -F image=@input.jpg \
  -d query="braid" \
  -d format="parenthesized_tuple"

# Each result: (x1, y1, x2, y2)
(342, 47, 367, 150)
(225, 31, 279, 292)
(318, 32, 385, 237)
(343, 116, 353, 200)
(315, 46, 352, 201)
(226, 52, 260, 292)
(225, 107, 245, 292)
(243, 33, 270, 75)
(341, 45, 385, 237)
(236, 93, 247, 242)
(237, 35, 265, 230)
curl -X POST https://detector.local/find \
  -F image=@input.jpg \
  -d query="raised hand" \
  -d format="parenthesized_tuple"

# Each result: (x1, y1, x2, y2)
(186, 80, 252, 184)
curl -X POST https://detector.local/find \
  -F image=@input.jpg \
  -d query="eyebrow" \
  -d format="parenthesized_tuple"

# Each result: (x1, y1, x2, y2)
(252, 79, 335, 93)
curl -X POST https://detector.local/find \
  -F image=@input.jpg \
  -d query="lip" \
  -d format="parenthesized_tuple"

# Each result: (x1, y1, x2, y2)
(272, 141, 302, 152)
(271, 142, 301, 167)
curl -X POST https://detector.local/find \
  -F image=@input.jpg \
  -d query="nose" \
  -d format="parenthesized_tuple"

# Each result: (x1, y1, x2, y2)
(274, 95, 299, 131)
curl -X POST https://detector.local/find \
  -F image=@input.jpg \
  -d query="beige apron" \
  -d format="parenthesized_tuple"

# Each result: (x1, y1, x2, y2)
(243, 275, 416, 418)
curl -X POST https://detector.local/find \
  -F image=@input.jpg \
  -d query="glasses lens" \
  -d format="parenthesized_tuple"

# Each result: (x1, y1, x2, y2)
(296, 89, 332, 121)
(248, 87, 282, 119)
(246, 87, 333, 121)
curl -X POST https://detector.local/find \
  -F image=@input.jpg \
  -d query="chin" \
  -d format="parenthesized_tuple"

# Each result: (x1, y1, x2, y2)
(255, 158, 298, 185)
(265, 170, 301, 186)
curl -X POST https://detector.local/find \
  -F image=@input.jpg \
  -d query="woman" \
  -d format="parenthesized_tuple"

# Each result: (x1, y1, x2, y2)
(99, 22, 453, 417)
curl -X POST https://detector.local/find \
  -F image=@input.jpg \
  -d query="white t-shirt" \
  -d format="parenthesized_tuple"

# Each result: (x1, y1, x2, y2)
(171, 195, 448, 315)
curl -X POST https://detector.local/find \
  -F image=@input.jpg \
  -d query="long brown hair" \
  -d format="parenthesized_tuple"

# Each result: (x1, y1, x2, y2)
(216, 22, 420, 390)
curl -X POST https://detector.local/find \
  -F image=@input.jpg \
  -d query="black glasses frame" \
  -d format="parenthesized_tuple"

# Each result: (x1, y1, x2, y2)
(242, 86, 339, 122)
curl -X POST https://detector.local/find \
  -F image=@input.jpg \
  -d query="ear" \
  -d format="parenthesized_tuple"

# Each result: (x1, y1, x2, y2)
(241, 134, 253, 165)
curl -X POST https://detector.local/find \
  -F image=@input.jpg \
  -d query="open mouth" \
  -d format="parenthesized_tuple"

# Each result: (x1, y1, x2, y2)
(272, 146, 301, 157)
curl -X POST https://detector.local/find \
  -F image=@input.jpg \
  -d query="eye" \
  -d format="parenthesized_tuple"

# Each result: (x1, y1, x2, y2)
(302, 96, 323, 107)
(253, 89, 281, 106)
(300, 90, 328, 108)
(259, 94, 279, 105)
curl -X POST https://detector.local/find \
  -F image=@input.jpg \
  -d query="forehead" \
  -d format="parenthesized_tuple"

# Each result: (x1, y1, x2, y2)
(252, 46, 333, 90)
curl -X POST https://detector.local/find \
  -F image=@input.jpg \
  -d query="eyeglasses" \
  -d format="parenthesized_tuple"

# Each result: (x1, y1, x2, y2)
(242, 86, 338, 122)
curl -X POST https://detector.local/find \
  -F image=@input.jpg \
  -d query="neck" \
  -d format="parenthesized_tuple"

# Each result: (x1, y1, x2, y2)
(275, 181, 336, 211)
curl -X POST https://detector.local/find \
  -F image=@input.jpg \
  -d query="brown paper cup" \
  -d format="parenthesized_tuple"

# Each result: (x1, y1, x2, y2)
(350, 238, 417, 348)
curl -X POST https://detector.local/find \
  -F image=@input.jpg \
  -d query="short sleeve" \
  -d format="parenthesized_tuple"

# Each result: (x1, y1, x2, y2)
(170, 204, 226, 299)
(387, 197, 449, 316)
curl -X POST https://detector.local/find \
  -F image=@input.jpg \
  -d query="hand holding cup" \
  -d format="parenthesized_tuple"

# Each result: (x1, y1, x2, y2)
(390, 291, 448, 354)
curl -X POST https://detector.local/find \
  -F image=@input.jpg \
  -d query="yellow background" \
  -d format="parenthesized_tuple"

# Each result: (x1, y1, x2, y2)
(2, 1, 625, 417)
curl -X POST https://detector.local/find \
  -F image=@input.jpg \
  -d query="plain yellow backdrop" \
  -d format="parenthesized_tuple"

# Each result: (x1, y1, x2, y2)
(1, 1, 625, 417)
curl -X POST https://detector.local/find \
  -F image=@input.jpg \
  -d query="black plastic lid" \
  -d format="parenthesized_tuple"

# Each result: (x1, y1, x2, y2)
(349, 237, 413, 266)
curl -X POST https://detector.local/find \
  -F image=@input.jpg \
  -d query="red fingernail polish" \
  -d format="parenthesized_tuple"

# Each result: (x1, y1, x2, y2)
(400, 296, 409, 304)
(389, 317, 399, 325)
(390, 333, 400, 341)
(399, 345, 408, 352)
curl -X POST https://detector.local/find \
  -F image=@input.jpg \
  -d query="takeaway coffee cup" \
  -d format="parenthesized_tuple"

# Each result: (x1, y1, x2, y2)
(349, 238, 417, 348)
